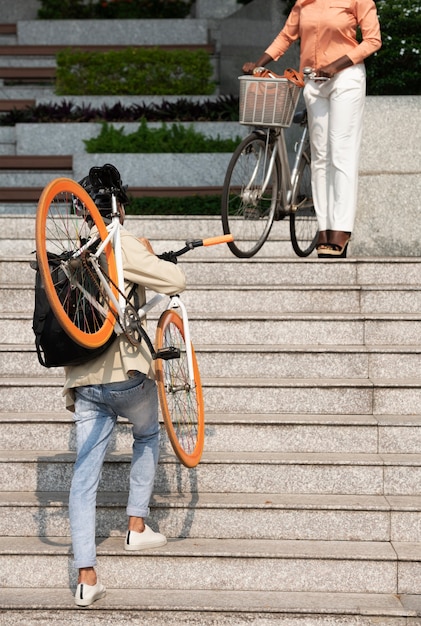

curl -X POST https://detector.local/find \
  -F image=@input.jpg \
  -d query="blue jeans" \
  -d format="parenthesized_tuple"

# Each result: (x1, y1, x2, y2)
(68, 372, 159, 569)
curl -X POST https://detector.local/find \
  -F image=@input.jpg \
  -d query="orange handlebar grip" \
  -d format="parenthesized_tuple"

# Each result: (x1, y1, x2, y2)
(202, 234, 234, 247)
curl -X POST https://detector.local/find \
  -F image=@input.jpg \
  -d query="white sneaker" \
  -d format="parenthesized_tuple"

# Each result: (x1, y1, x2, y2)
(125, 524, 167, 551)
(74, 581, 106, 607)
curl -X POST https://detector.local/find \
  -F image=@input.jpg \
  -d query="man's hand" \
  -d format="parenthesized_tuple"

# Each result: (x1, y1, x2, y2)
(158, 251, 178, 264)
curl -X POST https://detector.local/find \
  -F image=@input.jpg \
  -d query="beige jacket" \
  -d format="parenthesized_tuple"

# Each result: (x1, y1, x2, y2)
(63, 227, 186, 411)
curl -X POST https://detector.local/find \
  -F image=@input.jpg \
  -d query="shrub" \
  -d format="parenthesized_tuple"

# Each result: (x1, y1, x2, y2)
(55, 47, 214, 96)
(83, 119, 242, 153)
(0, 96, 240, 126)
(126, 194, 221, 215)
(365, 0, 421, 95)
(38, 0, 193, 19)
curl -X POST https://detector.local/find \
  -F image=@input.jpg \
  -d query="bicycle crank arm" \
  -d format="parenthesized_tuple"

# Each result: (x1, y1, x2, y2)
(153, 346, 181, 360)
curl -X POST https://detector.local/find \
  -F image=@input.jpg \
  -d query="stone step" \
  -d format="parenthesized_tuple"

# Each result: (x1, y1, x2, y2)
(0, 535, 401, 594)
(2, 374, 421, 415)
(3, 343, 421, 380)
(1, 448, 421, 496)
(3, 411, 421, 455)
(4, 282, 421, 315)
(0, 588, 417, 623)
(0, 491, 392, 541)
(2, 309, 421, 347)
(3, 490, 421, 543)
(2, 254, 421, 287)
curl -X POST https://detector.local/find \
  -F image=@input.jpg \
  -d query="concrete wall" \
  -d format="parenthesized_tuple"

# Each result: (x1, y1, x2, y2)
(0, 0, 39, 21)
(219, 0, 300, 95)
(353, 96, 421, 257)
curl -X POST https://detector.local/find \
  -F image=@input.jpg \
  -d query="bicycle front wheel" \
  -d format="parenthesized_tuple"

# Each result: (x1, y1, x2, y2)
(35, 177, 118, 349)
(221, 132, 281, 258)
(155, 310, 204, 468)
(290, 153, 319, 257)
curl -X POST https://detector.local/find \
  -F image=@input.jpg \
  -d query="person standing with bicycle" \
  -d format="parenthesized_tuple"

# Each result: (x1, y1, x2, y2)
(65, 165, 186, 607)
(243, 0, 381, 258)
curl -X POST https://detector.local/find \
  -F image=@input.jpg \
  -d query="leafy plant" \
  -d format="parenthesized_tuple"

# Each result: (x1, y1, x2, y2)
(126, 194, 221, 215)
(365, 0, 420, 95)
(0, 96, 240, 127)
(55, 47, 214, 96)
(38, 0, 193, 19)
(84, 119, 242, 153)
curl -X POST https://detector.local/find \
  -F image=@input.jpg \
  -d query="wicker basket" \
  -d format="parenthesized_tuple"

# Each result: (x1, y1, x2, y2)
(239, 76, 301, 128)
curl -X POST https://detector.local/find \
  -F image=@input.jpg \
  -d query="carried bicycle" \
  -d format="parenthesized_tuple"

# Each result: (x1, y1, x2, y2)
(221, 67, 318, 258)
(35, 165, 233, 468)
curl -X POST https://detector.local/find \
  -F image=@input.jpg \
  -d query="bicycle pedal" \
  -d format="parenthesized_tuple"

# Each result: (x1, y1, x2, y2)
(153, 347, 181, 360)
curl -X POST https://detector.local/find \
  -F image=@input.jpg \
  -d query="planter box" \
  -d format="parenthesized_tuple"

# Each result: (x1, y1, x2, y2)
(15, 122, 249, 155)
(17, 19, 208, 46)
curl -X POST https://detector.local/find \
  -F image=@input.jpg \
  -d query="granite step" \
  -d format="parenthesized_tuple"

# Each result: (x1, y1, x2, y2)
(3, 310, 421, 347)
(1, 448, 421, 496)
(0, 491, 393, 542)
(0, 536, 400, 595)
(3, 343, 421, 380)
(2, 490, 421, 543)
(3, 411, 421, 455)
(4, 282, 421, 315)
(2, 255, 421, 287)
(3, 374, 421, 415)
(1, 588, 418, 624)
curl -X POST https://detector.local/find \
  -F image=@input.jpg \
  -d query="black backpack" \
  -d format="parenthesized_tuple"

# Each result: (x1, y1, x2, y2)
(31, 252, 116, 368)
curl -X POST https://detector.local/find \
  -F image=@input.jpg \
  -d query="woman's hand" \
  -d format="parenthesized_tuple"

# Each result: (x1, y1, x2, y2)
(242, 62, 257, 74)
(242, 53, 274, 75)
(317, 55, 353, 78)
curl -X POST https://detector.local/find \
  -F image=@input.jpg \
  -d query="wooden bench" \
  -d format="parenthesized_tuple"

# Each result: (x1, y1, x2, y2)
(0, 185, 222, 202)
(0, 24, 17, 35)
(0, 156, 72, 169)
(0, 67, 56, 82)
(0, 99, 35, 112)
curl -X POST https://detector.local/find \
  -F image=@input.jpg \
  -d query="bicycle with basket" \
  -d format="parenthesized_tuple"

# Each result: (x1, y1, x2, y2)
(221, 67, 319, 258)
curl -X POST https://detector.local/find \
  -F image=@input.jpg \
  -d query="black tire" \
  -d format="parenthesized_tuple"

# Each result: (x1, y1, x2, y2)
(221, 132, 281, 258)
(290, 152, 319, 257)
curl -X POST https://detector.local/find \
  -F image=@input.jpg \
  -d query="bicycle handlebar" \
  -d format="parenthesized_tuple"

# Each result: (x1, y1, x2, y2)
(173, 234, 234, 257)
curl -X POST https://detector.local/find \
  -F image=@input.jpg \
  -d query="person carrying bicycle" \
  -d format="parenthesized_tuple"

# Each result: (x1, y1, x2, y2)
(243, 0, 381, 258)
(65, 164, 186, 607)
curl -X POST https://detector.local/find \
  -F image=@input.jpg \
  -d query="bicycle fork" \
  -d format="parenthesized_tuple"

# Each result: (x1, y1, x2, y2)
(165, 296, 196, 390)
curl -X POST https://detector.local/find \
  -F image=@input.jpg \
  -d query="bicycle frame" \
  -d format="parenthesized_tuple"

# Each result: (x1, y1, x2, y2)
(254, 123, 309, 212)
(66, 195, 198, 389)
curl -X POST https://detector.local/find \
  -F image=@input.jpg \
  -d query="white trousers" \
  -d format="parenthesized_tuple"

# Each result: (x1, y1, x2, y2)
(304, 64, 366, 233)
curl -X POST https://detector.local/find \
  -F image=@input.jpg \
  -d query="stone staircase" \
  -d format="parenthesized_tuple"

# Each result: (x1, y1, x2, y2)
(1, 214, 421, 622)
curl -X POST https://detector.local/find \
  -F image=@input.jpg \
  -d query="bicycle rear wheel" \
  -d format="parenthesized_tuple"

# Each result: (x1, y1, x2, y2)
(221, 132, 280, 258)
(290, 153, 318, 257)
(35, 177, 118, 349)
(155, 310, 204, 468)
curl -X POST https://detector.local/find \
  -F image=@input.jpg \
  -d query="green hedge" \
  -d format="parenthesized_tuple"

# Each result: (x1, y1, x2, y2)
(126, 195, 221, 215)
(38, 0, 193, 19)
(56, 48, 214, 96)
(84, 120, 242, 153)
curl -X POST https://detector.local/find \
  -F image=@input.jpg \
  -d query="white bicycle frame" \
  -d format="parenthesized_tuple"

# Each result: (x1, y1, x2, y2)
(68, 195, 196, 387)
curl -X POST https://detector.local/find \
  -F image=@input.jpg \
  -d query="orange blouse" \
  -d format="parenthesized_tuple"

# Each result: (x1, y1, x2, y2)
(265, 0, 381, 70)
